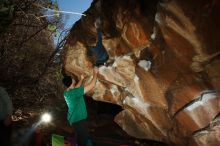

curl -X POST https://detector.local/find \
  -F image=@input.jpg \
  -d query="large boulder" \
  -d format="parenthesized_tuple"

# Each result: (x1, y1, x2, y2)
(62, 0, 220, 145)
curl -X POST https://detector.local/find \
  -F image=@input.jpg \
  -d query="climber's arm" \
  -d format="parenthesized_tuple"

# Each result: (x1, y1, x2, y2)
(75, 75, 85, 88)
(84, 67, 98, 94)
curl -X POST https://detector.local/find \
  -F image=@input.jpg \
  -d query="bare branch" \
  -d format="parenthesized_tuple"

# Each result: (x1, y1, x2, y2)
(34, 29, 69, 83)
(17, 24, 48, 51)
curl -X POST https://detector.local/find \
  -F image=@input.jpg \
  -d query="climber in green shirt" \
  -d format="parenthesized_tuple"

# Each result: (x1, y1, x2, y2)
(62, 67, 98, 146)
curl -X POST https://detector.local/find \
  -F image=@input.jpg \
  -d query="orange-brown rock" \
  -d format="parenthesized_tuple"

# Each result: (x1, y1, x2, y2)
(62, 0, 220, 145)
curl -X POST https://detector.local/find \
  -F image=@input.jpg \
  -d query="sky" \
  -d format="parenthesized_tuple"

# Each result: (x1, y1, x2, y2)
(57, 0, 92, 29)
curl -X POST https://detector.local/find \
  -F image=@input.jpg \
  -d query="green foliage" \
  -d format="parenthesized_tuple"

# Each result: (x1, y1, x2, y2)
(47, 0, 59, 18)
(0, 2, 14, 34)
(47, 23, 61, 37)
(53, 0, 59, 18)
(47, 24, 57, 32)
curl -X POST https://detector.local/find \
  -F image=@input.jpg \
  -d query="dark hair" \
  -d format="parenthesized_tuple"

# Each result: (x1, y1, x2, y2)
(62, 76, 72, 87)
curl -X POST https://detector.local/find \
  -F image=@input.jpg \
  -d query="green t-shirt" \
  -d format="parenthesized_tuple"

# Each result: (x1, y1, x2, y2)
(64, 87, 87, 125)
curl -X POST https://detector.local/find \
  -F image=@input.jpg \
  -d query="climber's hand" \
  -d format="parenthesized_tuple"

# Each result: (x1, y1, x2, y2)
(95, 17, 101, 28)
(93, 67, 98, 74)
(80, 74, 85, 80)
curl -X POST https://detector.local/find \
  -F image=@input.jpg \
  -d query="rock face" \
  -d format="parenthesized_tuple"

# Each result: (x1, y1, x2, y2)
(62, 0, 220, 145)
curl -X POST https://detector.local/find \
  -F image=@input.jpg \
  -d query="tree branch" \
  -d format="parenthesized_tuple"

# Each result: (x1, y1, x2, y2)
(17, 24, 48, 51)
(12, 23, 42, 28)
(34, 29, 69, 83)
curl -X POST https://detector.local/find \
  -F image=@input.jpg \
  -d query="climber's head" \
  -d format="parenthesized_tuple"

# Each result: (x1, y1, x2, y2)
(62, 76, 72, 87)
(62, 75, 78, 88)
